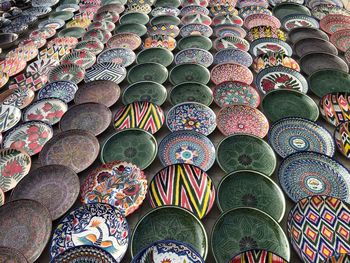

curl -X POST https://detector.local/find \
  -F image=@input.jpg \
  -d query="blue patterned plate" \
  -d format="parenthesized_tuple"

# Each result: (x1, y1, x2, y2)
(158, 130, 215, 171)
(38, 80, 78, 103)
(38, 19, 65, 30)
(180, 23, 213, 37)
(213, 48, 252, 67)
(97, 48, 135, 67)
(166, 102, 216, 136)
(214, 24, 247, 38)
(50, 203, 129, 262)
(268, 117, 335, 158)
(278, 151, 350, 203)
(180, 5, 209, 16)
(174, 48, 213, 67)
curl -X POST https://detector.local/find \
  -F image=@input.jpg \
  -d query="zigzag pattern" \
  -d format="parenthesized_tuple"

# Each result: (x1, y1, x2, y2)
(113, 101, 164, 134)
(288, 196, 350, 263)
(325, 253, 350, 263)
(229, 250, 288, 263)
(149, 163, 215, 219)
(84, 62, 126, 84)
(321, 93, 350, 126)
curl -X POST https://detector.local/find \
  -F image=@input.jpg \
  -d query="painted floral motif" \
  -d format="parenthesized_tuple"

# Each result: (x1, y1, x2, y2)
(214, 36, 250, 51)
(144, 35, 176, 51)
(148, 24, 180, 37)
(259, 71, 305, 94)
(284, 18, 316, 31)
(247, 26, 286, 41)
(74, 39, 105, 55)
(61, 50, 96, 69)
(175, 48, 213, 67)
(244, 14, 281, 29)
(38, 80, 78, 103)
(253, 52, 300, 72)
(83, 28, 112, 44)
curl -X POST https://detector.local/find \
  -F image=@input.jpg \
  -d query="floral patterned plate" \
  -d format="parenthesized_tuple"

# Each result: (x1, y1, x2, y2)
(1, 22, 28, 35)
(282, 14, 319, 31)
(81, 160, 147, 216)
(26, 58, 59, 81)
(136, 47, 173, 67)
(88, 21, 115, 32)
(212, 14, 243, 26)
(50, 203, 128, 261)
(61, 50, 96, 69)
(174, 48, 213, 67)
(181, 13, 211, 25)
(101, 128, 157, 169)
(3, 121, 54, 156)
(249, 38, 293, 56)
(122, 81, 167, 106)
(0, 105, 21, 133)
(48, 64, 85, 84)
(0, 87, 34, 109)
(253, 52, 300, 73)
(213, 48, 252, 67)
(74, 39, 104, 55)
(213, 35, 250, 52)
(151, 6, 180, 17)
(180, 5, 209, 16)
(38, 19, 65, 30)
(166, 102, 216, 136)
(84, 62, 126, 84)
(83, 28, 112, 44)
(211, 63, 253, 85)
(169, 82, 213, 106)
(39, 129, 99, 173)
(143, 35, 176, 51)
(38, 80, 78, 103)
(23, 6, 52, 18)
(247, 25, 285, 42)
(97, 48, 135, 67)
(320, 14, 350, 34)
(244, 13, 281, 30)
(179, 23, 213, 37)
(0, 58, 26, 77)
(29, 27, 56, 39)
(106, 33, 141, 50)
(23, 98, 68, 125)
(169, 63, 210, 85)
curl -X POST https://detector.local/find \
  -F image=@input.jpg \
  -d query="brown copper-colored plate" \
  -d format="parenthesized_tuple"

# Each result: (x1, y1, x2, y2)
(293, 37, 338, 57)
(300, 52, 349, 75)
(39, 129, 100, 173)
(59, 102, 112, 136)
(0, 246, 28, 263)
(74, 80, 120, 107)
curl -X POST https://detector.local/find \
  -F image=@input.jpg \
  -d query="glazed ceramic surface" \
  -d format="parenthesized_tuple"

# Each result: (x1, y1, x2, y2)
(253, 53, 299, 74)
(247, 26, 285, 42)
(74, 39, 105, 55)
(282, 14, 319, 31)
(244, 14, 281, 30)
(97, 48, 135, 67)
(84, 62, 127, 84)
(122, 81, 167, 106)
(0, 58, 26, 77)
(48, 64, 85, 84)
(147, 24, 179, 38)
(229, 250, 288, 263)
(213, 48, 252, 67)
(212, 14, 243, 26)
(143, 35, 176, 51)
(151, 6, 180, 17)
(19, 37, 46, 49)
(239, 6, 271, 19)
(249, 38, 292, 57)
(320, 92, 350, 127)
(38, 46, 71, 62)
(27, 58, 59, 80)
(120, 11, 149, 24)
(127, 62, 168, 84)
(335, 121, 350, 158)
(136, 48, 174, 67)
(180, 23, 213, 37)
(294, 37, 338, 57)
(47, 37, 79, 49)
(8, 72, 47, 92)
(38, 19, 65, 30)
(61, 50, 96, 69)
(310, 70, 350, 98)
(324, 253, 350, 263)
(169, 82, 213, 106)
(211, 63, 253, 85)
(213, 36, 250, 52)
(38, 80, 78, 103)
(312, 4, 350, 20)
(320, 14, 350, 34)
(272, 2, 311, 20)
(330, 29, 350, 52)
(288, 27, 329, 43)
(0, 87, 34, 109)
(107, 33, 142, 50)
(169, 63, 210, 85)
(175, 48, 213, 67)
(0, 247, 28, 263)
(6, 46, 38, 62)
(214, 24, 247, 38)
(0, 104, 21, 133)
(88, 21, 115, 32)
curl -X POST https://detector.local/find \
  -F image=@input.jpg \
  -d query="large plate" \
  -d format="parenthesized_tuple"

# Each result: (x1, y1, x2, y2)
(84, 62, 126, 84)
(249, 37, 292, 56)
(282, 14, 319, 31)
(320, 14, 350, 34)
(122, 81, 167, 106)
(106, 33, 141, 50)
(48, 64, 85, 84)
(213, 48, 252, 67)
(320, 92, 350, 126)
(211, 63, 253, 85)
(97, 48, 135, 67)
(38, 80, 78, 103)
(169, 63, 210, 85)
(61, 50, 96, 69)
(294, 37, 338, 57)
(288, 27, 329, 43)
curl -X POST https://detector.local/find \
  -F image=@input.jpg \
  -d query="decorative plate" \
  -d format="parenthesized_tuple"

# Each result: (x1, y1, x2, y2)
(0, 104, 20, 133)
(0, 33, 18, 50)
(253, 52, 299, 73)
(212, 207, 290, 263)
(88, 21, 115, 32)
(249, 38, 293, 56)
(0, 148, 31, 192)
(23, 98, 68, 125)
(122, 81, 167, 106)
(101, 128, 157, 169)
(247, 25, 285, 42)
(169, 63, 210, 85)
(94, 10, 120, 23)
(38, 80, 78, 103)
(335, 121, 350, 158)
(48, 64, 85, 84)
(8, 72, 47, 91)
(320, 14, 350, 34)
(229, 250, 288, 263)
(47, 37, 78, 49)
(23, 6, 52, 18)
(97, 3, 125, 14)
(330, 29, 350, 52)
(150, 15, 181, 27)
(324, 253, 350, 263)
(81, 160, 147, 216)
(66, 17, 91, 29)
(0, 71, 8, 89)
(0, 200, 51, 262)
(244, 14, 281, 30)
(19, 37, 46, 49)
(115, 23, 147, 37)
(10, 165, 79, 220)
(75, 80, 120, 107)
(0, 247, 28, 263)
(282, 14, 319, 31)
(217, 134, 276, 175)
(272, 2, 311, 20)
(83, 28, 112, 44)
(211, 63, 253, 85)
(49, 10, 74, 21)
(6, 46, 38, 63)
(182, 0, 208, 6)
(213, 36, 250, 52)
(237, 0, 268, 8)
(136, 47, 174, 67)
(288, 27, 329, 44)
(3, 121, 53, 156)
(312, 4, 350, 20)
(310, 69, 350, 98)
(269, 117, 335, 158)
(320, 92, 350, 126)
(177, 35, 212, 50)
(179, 23, 213, 37)
(217, 171, 284, 222)
(107, 33, 141, 50)
(158, 130, 215, 171)
(255, 66, 308, 94)
(174, 48, 213, 67)
(38, 46, 71, 62)
(213, 48, 252, 67)
(147, 24, 179, 38)
(239, 6, 272, 19)
(169, 82, 213, 106)
(120, 12, 149, 25)
(209, 4, 239, 16)
(212, 14, 243, 26)
(85, 62, 126, 84)
(0, 58, 26, 77)
(151, 6, 180, 17)
(127, 62, 168, 84)
(58, 27, 85, 39)
(0, 87, 34, 109)
(50, 203, 128, 261)
(143, 35, 176, 51)
(181, 13, 211, 25)
(38, 19, 65, 30)
(125, 4, 152, 14)
(29, 27, 56, 39)
(74, 39, 104, 55)
(214, 24, 247, 38)
(180, 5, 209, 16)
(32, 0, 58, 7)
(97, 48, 135, 67)
(131, 206, 207, 258)
(51, 245, 117, 263)
(1, 22, 28, 35)
(61, 50, 96, 69)
(166, 102, 216, 136)
(56, 3, 79, 12)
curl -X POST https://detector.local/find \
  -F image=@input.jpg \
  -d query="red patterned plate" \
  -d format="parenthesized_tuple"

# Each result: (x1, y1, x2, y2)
(0, 58, 26, 77)
(107, 33, 142, 50)
(330, 29, 350, 52)
(8, 72, 47, 91)
(320, 14, 350, 34)
(83, 28, 112, 44)
(244, 14, 281, 30)
(6, 46, 38, 62)
(93, 10, 119, 23)
(181, 13, 212, 25)
(48, 64, 85, 84)
(19, 37, 46, 49)
(61, 50, 96, 69)
(212, 14, 243, 26)
(47, 37, 79, 49)
(27, 58, 59, 79)
(211, 63, 253, 85)
(217, 105, 269, 138)
(213, 35, 250, 51)
(144, 35, 176, 51)
(74, 39, 104, 55)
(38, 46, 71, 61)
(30, 27, 56, 39)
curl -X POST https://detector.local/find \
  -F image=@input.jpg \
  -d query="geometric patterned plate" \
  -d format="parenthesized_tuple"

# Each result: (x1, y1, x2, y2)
(66, 17, 91, 29)
(84, 62, 127, 84)
(229, 250, 288, 263)
(213, 48, 253, 67)
(73, 39, 105, 55)
(38, 80, 78, 103)
(0, 58, 26, 77)
(8, 72, 47, 91)
(60, 50, 96, 69)
(335, 121, 350, 158)
(26, 57, 59, 79)
(18, 37, 47, 49)
(106, 33, 142, 50)
(211, 63, 253, 85)
(48, 64, 85, 84)
(6, 46, 38, 62)
(97, 47, 136, 67)
(0, 104, 21, 133)
(38, 46, 71, 61)
(324, 253, 350, 263)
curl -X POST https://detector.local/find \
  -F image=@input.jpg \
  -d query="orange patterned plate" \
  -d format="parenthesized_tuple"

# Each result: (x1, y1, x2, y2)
(6, 46, 38, 62)
(66, 17, 91, 28)
(0, 58, 26, 77)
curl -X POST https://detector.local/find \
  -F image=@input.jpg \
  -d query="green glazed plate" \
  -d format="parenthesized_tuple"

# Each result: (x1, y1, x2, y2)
(115, 23, 147, 37)
(136, 47, 174, 67)
(131, 206, 208, 258)
(127, 62, 168, 84)
(122, 81, 167, 105)
(217, 170, 285, 222)
(261, 89, 319, 122)
(309, 69, 350, 98)
(58, 27, 85, 38)
(119, 12, 149, 25)
(211, 208, 290, 263)
(169, 63, 210, 85)
(155, 0, 181, 7)
(169, 82, 213, 106)
(216, 134, 276, 176)
(177, 35, 213, 51)
(150, 15, 181, 26)
(49, 11, 74, 21)
(272, 3, 311, 20)
(101, 128, 157, 169)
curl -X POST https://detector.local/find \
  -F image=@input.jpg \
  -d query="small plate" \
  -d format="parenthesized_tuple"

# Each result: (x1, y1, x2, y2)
(330, 29, 350, 52)
(101, 128, 157, 169)
(23, 98, 68, 125)
(211, 208, 290, 263)
(114, 101, 164, 134)
(179, 23, 213, 37)
(0, 247, 28, 262)
(288, 27, 329, 43)
(269, 117, 335, 158)
(262, 89, 319, 122)
(122, 81, 167, 105)
(97, 48, 135, 67)
(51, 246, 117, 263)
(151, 15, 181, 26)
(255, 66, 308, 94)
(211, 63, 253, 85)
(180, 5, 209, 16)
(74, 39, 104, 55)
(149, 163, 215, 219)
(75, 80, 120, 107)
(136, 47, 173, 67)
(107, 33, 141, 50)
(244, 13, 281, 29)
(115, 23, 147, 37)
(175, 48, 213, 67)
(335, 121, 350, 158)
(213, 48, 252, 67)
(214, 24, 247, 38)
(48, 64, 85, 84)
(272, 2, 311, 20)
(8, 72, 47, 91)
(61, 50, 96, 69)
(38, 18, 65, 30)
(253, 52, 300, 73)
(320, 92, 350, 126)
(3, 121, 54, 156)
(151, 6, 180, 17)
(166, 102, 216, 136)
(239, 6, 272, 19)
(47, 36, 78, 49)
(217, 105, 269, 138)
(249, 37, 292, 56)
(143, 35, 176, 51)
(88, 21, 115, 32)
(177, 35, 212, 50)
(213, 35, 250, 52)
(320, 14, 350, 34)
(169, 82, 213, 106)
(49, 10, 74, 21)
(131, 206, 207, 258)
(66, 17, 91, 28)
(212, 14, 243, 26)
(58, 27, 85, 38)
(0, 58, 26, 77)
(312, 4, 350, 20)
(169, 63, 210, 85)
(147, 24, 180, 38)
(38, 80, 78, 103)
(0, 104, 20, 133)
(29, 27, 56, 39)
(81, 160, 147, 216)
(217, 134, 276, 175)
(84, 62, 126, 84)
(127, 62, 168, 84)
(120, 11, 149, 24)
(83, 28, 112, 44)
(229, 250, 288, 263)
(217, 171, 285, 222)
(56, 3, 79, 12)
(282, 14, 319, 31)
(0, 87, 34, 109)
(246, 25, 285, 42)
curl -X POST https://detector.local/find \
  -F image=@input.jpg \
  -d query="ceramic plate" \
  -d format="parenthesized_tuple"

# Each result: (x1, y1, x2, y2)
(269, 117, 335, 158)
(217, 171, 285, 222)
(247, 25, 285, 42)
(180, 23, 213, 37)
(83, 28, 112, 44)
(0, 200, 51, 262)
(127, 62, 168, 84)
(177, 35, 212, 50)
(213, 48, 252, 67)
(88, 21, 115, 32)
(151, 6, 180, 17)
(180, 5, 209, 16)
(38, 46, 71, 62)
(320, 14, 350, 34)
(56, 3, 79, 12)
(288, 27, 329, 44)
(237, 0, 268, 8)
(6, 46, 38, 62)
(147, 24, 179, 38)
(182, 0, 208, 6)
(214, 24, 247, 38)
(211, 207, 290, 263)
(335, 121, 350, 158)
(169, 63, 210, 85)
(32, 0, 59, 7)
(272, 2, 311, 20)
(49, 10, 74, 21)
(74, 39, 104, 55)
(0, 87, 34, 109)
(97, 3, 124, 14)
(250, 38, 292, 56)
(312, 4, 350, 20)
(101, 128, 157, 169)
(212, 14, 243, 26)
(136, 47, 174, 67)
(29, 27, 56, 39)
(244, 13, 281, 30)
(38, 80, 78, 103)
(115, 23, 147, 37)
(107, 33, 141, 50)
(8, 72, 47, 92)
(27, 58, 59, 82)
(282, 14, 319, 31)
(3, 121, 53, 156)
(58, 27, 85, 39)
(320, 92, 350, 126)
(66, 18, 91, 29)
(256, 66, 308, 94)
(19, 37, 46, 49)
(150, 15, 181, 26)
(84, 62, 126, 84)
(253, 52, 299, 73)
(49, 64, 84, 84)
(0, 58, 26, 77)
(50, 203, 128, 261)
(211, 63, 253, 85)
(143, 35, 176, 51)
(174, 48, 213, 67)
(38, 19, 65, 30)
(217, 105, 269, 138)
(2, 22, 28, 35)
(61, 50, 96, 69)
(0, 71, 8, 89)
(239, 6, 272, 19)
(169, 82, 213, 106)
(94, 10, 120, 22)
(97, 48, 135, 67)
(47, 37, 79, 49)
(0, 105, 21, 133)
(23, 6, 52, 18)
(324, 254, 350, 263)
(294, 37, 338, 57)
(131, 206, 207, 258)
(81, 160, 147, 216)
(217, 134, 276, 175)
(51, 245, 117, 262)
(330, 29, 350, 52)
(213, 36, 250, 52)
(0, 247, 28, 262)
(122, 81, 167, 106)
(229, 250, 288, 263)
(209, 4, 239, 16)
(120, 11, 149, 24)
(0, 33, 18, 49)
(10, 165, 79, 220)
